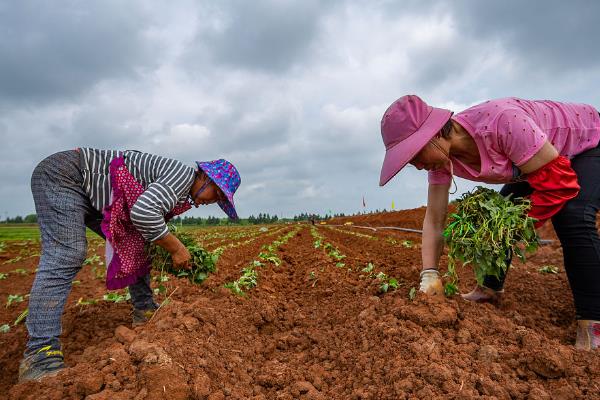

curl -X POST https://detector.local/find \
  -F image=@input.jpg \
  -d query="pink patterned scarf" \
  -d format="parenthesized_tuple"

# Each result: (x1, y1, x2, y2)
(101, 156, 191, 289)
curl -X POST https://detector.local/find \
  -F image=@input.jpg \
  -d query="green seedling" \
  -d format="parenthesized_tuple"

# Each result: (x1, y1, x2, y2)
(14, 308, 29, 325)
(83, 254, 102, 265)
(91, 265, 106, 280)
(329, 249, 346, 261)
(224, 266, 259, 296)
(4, 256, 23, 264)
(0, 324, 9, 333)
(444, 282, 459, 296)
(12, 268, 28, 275)
(76, 298, 98, 306)
(401, 240, 413, 248)
(72, 280, 81, 285)
(362, 263, 375, 273)
(408, 287, 417, 301)
(309, 271, 316, 280)
(6, 294, 24, 307)
(102, 291, 131, 303)
(379, 276, 399, 294)
(258, 252, 282, 266)
(443, 187, 538, 291)
(0, 273, 8, 280)
(335, 262, 345, 268)
(539, 265, 559, 274)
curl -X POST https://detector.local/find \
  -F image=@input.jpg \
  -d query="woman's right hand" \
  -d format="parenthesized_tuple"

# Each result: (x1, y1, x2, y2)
(154, 233, 191, 269)
(419, 269, 444, 298)
(171, 246, 191, 270)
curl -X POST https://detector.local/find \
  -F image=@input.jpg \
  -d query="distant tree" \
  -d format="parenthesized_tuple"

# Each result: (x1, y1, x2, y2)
(24, 214, 38, 223)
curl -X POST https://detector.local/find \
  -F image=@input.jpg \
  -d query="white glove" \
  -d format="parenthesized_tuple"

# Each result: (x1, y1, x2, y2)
(419, 269, 444, 298)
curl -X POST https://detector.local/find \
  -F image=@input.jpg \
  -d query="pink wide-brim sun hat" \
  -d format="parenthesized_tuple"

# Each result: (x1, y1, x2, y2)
(379, 95, 452, 186)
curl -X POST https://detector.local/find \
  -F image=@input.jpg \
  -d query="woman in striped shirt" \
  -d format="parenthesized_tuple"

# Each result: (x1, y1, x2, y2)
(19, 148, 241, 381)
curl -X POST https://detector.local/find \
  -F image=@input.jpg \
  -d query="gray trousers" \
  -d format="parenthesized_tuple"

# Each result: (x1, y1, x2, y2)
(27, 150, 157, 351)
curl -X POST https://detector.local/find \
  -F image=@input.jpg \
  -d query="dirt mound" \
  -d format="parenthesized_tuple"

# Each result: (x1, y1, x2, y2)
(2, 211, 600, 399)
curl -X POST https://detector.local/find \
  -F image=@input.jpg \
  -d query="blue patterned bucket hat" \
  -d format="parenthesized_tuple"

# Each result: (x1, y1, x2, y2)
(195, 159, 241, 220)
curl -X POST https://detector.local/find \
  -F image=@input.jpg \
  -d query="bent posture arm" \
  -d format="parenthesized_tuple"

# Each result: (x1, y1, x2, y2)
(419, 183, 450, 296)
(154, 233, 191, 269)
(422, 183, 450, 268)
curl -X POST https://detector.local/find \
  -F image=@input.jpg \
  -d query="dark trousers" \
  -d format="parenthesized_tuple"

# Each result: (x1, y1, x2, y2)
(484, 144, 600, 320)
(27, 150, 156, 351)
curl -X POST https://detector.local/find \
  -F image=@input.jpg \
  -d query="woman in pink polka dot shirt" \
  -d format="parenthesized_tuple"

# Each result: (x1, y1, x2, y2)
(379, 95, 600, 350)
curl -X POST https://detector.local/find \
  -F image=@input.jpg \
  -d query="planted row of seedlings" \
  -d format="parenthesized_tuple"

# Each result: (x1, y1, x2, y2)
(325, 225, 417, 250)
(314, 226, 403, 295)
(201, 226, 282, 249)
(192, 226, 265, 245)
(208, 225, 290, 258)
(324, 226, 378, 241)
(189, 226, 257, 241)
(310, 226, 348, 268)
(224, 227, 302, 296)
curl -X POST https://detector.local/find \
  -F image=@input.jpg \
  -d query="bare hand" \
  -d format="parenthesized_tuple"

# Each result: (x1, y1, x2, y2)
(171, 246, 191, 270)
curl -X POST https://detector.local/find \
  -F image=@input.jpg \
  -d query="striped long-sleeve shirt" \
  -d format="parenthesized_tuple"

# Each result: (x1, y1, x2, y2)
(78, 148, 196, 241)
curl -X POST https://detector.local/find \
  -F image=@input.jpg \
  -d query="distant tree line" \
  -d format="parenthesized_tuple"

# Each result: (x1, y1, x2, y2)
(3, 214, 38, 223)
(4, 209, 402, 225)
(292, 212, 346, 221)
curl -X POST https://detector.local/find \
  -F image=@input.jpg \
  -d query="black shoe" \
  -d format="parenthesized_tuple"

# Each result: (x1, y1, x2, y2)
(18, 345, 65, 382)
(132, 304, 158, 326)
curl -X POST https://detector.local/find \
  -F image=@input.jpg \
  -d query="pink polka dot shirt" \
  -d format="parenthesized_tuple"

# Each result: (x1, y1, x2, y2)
(428, 97, 600, 185)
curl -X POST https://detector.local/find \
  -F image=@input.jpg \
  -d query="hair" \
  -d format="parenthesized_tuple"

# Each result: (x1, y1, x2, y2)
(439, 118, 453, 139)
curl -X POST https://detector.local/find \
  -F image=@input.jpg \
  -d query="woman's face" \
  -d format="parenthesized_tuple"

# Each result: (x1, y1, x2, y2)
(191, 175, 225, 206)
(409, 139, 450, 171)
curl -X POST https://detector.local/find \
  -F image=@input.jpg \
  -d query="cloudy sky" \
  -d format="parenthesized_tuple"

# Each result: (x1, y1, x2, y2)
(1, 0, 599, 219)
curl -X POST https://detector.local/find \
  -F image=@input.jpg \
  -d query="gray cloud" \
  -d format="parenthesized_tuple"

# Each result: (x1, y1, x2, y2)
(183, 0, 324, 73)
(452, 0, 600, 73)
(0, 1, 598, 219)
(0, 0, 159, 104)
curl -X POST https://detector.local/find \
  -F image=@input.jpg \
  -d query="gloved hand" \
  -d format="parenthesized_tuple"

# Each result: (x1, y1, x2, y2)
(419, 269, 444, 298)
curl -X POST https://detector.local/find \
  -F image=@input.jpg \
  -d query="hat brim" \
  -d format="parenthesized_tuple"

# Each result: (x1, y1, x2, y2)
(218, 197, 238, 220)
(379, 107, 452, 186)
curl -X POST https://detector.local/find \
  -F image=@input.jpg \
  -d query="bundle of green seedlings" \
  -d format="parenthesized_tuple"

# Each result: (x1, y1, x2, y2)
(147, 230, 218, 284)
(443, 186, 538, 295)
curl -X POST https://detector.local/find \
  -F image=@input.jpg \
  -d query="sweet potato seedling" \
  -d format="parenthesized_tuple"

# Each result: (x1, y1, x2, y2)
(12, 268, 28, 275)
(377, 272, 399, 294)
(3, 256, 23, 265)
(14, 308, 28, 326)
(0, 324, 9, 333)
(224, 266, 259, 296)
(6, 294, 24, 307)
(539, 265, 559, 274)
(408, 287, 417, 301)
(83, 254, 101, 266)
(76, 298, 98, 307)
(102, 290, 131, 303)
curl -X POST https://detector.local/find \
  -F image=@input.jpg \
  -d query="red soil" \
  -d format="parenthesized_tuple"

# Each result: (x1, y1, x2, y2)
(1, 210, 599, 399)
